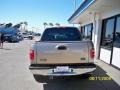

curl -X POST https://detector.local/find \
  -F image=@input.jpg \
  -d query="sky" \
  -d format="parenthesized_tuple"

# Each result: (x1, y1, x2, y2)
(0, 0, 83, 32)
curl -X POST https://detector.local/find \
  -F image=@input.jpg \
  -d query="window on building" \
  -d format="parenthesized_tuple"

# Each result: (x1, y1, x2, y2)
(81, 23, 93, 40)
(101, 18, 115, 50)
(114, 16, 120, 48)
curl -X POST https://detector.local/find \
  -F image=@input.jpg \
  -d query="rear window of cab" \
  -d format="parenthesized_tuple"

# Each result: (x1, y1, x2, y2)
(41, 27, 82, 41)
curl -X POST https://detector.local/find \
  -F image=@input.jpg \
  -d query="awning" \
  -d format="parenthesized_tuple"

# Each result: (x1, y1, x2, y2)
(68, 0, 120, 24)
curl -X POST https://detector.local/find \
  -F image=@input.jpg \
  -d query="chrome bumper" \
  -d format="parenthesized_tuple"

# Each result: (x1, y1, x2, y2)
(29, 63, 96, 76)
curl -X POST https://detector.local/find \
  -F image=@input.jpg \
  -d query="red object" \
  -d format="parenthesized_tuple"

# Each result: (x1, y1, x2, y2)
(30, 50, 34, 61)
(90, 48, 95, 59)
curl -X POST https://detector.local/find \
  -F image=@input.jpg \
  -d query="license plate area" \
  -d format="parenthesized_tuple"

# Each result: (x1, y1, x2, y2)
(53, 66, 73, 73)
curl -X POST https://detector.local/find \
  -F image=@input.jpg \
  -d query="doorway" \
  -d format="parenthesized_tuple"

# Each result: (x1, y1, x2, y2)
(112, 15, 120, 68)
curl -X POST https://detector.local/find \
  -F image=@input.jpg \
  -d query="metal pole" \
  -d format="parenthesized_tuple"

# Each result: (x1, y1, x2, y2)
(73, 0, 76, 27)
(74, 0, 76, 11)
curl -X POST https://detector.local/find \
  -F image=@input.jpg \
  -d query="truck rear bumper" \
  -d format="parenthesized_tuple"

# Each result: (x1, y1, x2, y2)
(29, 63, 96, 76)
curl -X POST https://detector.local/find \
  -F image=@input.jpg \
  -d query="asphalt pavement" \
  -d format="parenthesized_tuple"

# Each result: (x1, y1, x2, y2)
(0, 39, 120, 90)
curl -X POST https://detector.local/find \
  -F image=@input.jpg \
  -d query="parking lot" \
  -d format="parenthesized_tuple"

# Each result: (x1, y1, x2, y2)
(0, 39, 120, 90)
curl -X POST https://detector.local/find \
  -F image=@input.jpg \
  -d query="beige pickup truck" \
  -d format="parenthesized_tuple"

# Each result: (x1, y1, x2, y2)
(29, 27, 96, 76)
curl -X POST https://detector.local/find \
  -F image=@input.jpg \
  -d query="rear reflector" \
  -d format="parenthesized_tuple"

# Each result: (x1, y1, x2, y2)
(29, 50, 34, 61)
(90, 48, 95, 59)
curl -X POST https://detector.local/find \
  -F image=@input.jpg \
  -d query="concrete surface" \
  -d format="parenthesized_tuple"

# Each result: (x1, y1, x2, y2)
(96, 60, 120, 85)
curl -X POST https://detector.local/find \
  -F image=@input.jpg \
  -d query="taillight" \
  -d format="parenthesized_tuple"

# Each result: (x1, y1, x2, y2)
(29, 50, 34, 61)
(90, 48, 95, 59)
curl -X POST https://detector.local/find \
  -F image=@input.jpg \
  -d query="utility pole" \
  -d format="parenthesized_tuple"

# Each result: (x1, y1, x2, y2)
(74, 0, 76, 11)
(73, 0, 76, 27)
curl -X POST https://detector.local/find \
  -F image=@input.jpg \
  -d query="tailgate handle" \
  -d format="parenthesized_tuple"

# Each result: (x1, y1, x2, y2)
(57, 45, 67, 50)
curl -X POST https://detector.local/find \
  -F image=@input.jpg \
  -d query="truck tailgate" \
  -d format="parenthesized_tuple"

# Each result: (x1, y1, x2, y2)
(35, 41, 90, 64)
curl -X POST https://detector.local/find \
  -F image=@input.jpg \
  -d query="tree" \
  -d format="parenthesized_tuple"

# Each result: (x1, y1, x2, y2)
(5, 23, 12, 28)
(20, 22, 24, 25)
(43, 22, 47, 29)
(23, 21, 28, 31)
(0, 23, 5, 26)
(13, 24, 21, 29)
(19, 22, 24, 31)
(18, 21, 28, 32)
(55, 23, 60, 27)
(24, 22, 28, 26)
(49, 23, 54, 27)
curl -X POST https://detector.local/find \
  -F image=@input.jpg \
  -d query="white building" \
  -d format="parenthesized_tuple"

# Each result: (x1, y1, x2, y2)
(68, 0, 120, 69)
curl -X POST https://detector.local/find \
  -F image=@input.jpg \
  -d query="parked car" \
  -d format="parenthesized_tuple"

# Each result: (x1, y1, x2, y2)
(23, 33, 34, 40)
(4, 34, 20, 43)
(28, 35, 34, 40)
(18, 35, 24, 41)
(0, 27, 22, 42)
(29, 27, 96, 76)
(35, 33, 41, 36)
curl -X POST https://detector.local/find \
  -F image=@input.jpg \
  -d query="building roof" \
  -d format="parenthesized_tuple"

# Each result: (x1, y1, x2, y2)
(68, 0, 95, 23)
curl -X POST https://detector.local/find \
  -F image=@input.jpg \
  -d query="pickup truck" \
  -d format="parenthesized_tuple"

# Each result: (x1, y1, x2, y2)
(29, 27, 96, 76)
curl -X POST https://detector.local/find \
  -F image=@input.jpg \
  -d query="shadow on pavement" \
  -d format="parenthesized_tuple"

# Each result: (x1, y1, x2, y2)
(33, 66, 120, 90)
(2, 48, 12, 50)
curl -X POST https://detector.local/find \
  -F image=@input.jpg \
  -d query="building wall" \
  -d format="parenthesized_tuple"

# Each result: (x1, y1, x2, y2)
(86, 7, 120, 68)
(112, 48, 120, 68)
(80, 13, 102, 60)
(92, 13, 102, 59)
(101, 8, 120, 20)
(99, 7, 120, 67)
(73, 1, 120, 68)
